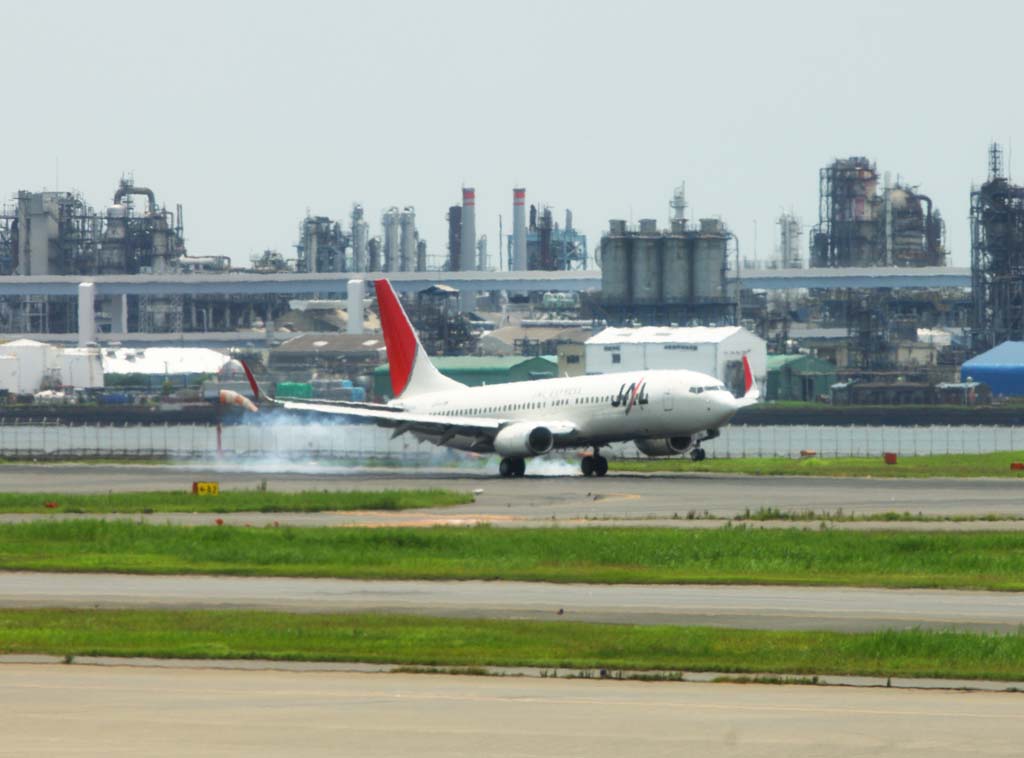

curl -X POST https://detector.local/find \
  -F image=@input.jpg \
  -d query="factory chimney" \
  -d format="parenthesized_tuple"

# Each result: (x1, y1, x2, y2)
(512, 188, 527, 270)
(460, 188, 476, 272)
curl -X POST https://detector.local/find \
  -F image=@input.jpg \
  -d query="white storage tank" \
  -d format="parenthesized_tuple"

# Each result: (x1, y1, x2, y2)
(0, 356, 18, 393)
(1, 339, 60, 393)
(61, 347, 104, 389)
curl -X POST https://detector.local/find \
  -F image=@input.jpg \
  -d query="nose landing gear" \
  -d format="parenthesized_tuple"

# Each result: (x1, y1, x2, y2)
(581, 448, 609, 477)
(499, 457, 526, 477)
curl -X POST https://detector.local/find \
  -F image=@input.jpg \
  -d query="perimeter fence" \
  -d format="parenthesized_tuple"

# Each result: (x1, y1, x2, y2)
(0, 421, 1020, 461)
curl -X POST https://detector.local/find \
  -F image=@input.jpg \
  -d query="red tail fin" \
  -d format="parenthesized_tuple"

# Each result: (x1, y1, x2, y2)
(374, 279, 464, 398)
(375, 280, 418, 397)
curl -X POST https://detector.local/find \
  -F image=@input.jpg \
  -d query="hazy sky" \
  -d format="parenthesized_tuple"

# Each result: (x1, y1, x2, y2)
(2, 1, 1021, 269)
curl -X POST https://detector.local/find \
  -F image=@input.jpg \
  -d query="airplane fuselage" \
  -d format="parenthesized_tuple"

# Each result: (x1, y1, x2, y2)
(391, 368, 737, 453)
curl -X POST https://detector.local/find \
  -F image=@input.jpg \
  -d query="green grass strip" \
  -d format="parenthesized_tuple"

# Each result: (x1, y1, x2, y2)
(5, 521, 1024, 590)
(615, 451, 1024, 478)
(0, 489, 471, 514)
(2, 609, 1023, 681)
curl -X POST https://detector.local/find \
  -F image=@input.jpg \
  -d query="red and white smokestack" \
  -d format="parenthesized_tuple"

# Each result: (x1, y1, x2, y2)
(460, 187, 476, 272)
(512, 187, 527, 271)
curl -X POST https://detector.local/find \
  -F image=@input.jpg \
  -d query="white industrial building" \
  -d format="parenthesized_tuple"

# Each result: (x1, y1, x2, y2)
(0, 339, 103, 394)
(584, 326, 767, 395)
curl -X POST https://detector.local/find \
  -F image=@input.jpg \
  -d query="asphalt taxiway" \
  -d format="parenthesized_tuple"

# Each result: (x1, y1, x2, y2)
(3, 571, 1021, 632)
(1, 664, 1019, 757)
(2, 463, 1024, 524)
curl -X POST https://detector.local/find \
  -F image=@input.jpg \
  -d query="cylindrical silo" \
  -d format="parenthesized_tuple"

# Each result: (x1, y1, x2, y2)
(661, 235, 692, 304)
(399, 206, 416, 272)
(630, 232, 661, 306)
(460, 188, 476, 272)
(599, 221, 631, 306)
(512, 188, 527, 271)
(693, 234, 727, 300)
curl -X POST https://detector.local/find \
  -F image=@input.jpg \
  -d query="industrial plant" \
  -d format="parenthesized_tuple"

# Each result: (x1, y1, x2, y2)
(971, 143, 1024, 351)
(0, 145, 1022, 408)
(598, 184, 734, 325)
(810, 156, 946, 268)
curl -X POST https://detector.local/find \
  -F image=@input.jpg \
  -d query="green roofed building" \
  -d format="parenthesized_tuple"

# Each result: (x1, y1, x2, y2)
(373, 356, 557, 399)
(766, 354, 837, 402)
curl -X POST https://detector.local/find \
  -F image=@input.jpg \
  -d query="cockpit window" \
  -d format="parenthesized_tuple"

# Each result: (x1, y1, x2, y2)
(690, 384, 727, 394)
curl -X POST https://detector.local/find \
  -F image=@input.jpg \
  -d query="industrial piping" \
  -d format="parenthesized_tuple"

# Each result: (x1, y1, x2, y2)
(113, 186, 157, 213)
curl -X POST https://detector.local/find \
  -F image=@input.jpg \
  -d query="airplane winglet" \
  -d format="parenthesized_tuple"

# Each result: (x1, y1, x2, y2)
(219, 389, 258, 413)
(737, 355, 760, 406)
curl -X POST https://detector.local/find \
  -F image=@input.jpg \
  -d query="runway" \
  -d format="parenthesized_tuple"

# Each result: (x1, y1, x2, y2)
(2, 463, 1024, 523)
(3, 571, 1021, 632)
(1, 664, 1019, 757)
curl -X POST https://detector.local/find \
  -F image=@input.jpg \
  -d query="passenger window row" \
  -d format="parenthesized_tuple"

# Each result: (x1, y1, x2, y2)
(433, 394, 616, 416)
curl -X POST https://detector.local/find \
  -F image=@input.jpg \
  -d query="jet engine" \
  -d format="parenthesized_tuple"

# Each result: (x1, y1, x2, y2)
(634, 436, 692, 457)
(493, 423, 555, 457)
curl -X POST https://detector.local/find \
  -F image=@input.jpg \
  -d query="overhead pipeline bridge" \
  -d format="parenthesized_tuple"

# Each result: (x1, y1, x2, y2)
(0, 267, 972, 298)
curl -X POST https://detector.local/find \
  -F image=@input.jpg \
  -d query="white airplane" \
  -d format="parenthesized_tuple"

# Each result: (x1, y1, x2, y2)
(225, 279, 759, 478)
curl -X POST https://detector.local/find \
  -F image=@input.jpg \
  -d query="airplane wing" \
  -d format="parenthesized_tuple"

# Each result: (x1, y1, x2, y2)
(222, 362, 578, 443)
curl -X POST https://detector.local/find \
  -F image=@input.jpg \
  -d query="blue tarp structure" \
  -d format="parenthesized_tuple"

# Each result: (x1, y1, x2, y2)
(961, 341, 1024, 396)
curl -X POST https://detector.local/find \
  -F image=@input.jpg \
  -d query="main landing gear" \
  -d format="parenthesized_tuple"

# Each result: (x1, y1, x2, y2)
(499, 457, 526, 478)
(581, 448, 609, 477)
(690, 446, 706, 462)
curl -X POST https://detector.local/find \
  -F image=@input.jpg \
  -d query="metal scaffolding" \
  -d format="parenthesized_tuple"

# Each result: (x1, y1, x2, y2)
(971, 143, 1024, 351)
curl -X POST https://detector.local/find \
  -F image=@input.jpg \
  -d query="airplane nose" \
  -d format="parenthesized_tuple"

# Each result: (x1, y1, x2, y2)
(709, 393, 738, 424)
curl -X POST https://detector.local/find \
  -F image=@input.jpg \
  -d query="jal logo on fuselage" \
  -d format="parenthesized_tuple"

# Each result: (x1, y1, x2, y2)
(611, 380, 648, 414)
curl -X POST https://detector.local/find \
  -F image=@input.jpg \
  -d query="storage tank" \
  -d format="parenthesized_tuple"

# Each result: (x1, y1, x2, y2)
(2, 339, 58, 393)
(0, 355, 18, 393)
(599, 229, 631, 305)
(661, 236, 692, 304)
(630, 234, 661, 306)
(60, 347, 103, 389)
(693, 235, 727, 300)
